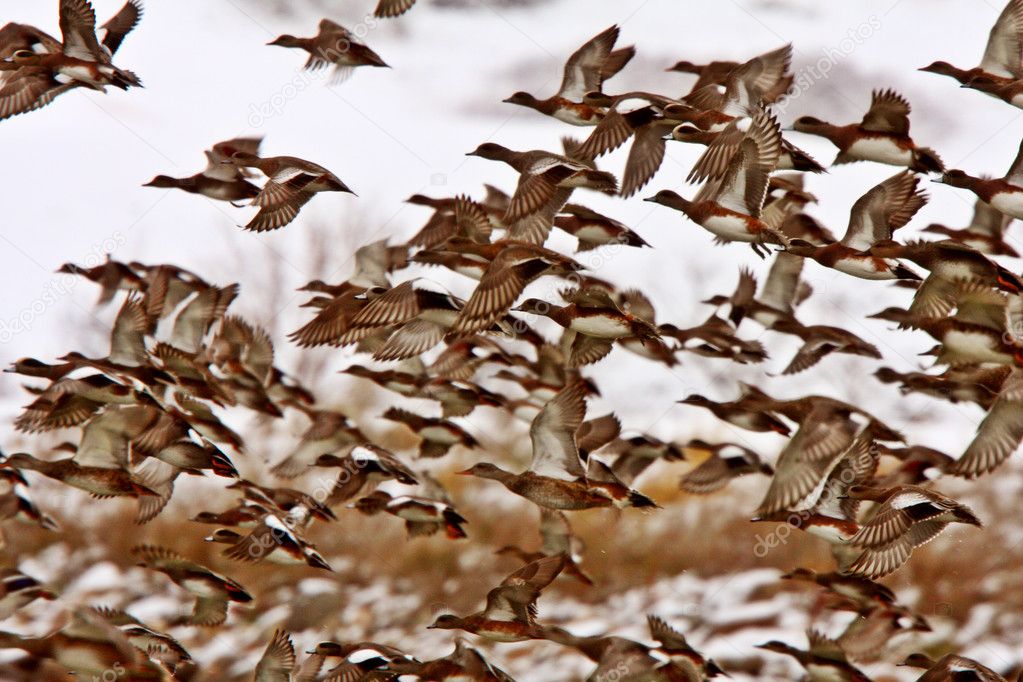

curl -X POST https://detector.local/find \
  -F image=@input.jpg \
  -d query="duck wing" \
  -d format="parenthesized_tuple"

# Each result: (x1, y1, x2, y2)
(374, 0, 417, 18)
(59, 0, 105, 62)
(947, 368, 1023, 477)
(754, 410, 856, 515)
(108, 293, 149, 366)
(721, 44, 792, 116)
(842, 171, 926, 250)
(98, 0, 142, 56)
(859, 89, 911, 135)
(713, 109, 781, 218)
(255, 630, 295, 682)
(760, 251, 804, 314)
(980, 0, 1023, 78)
(558, 25, 621, 100)
(0, 67, 72, 120)
(529, 383, 587, 479)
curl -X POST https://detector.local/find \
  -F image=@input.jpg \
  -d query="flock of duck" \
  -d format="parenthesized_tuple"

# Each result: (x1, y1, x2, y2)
(3, 0, 1023, 680)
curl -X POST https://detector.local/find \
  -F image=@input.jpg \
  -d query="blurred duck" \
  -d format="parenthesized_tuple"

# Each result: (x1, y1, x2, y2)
(946, 367, 1023, 477)
(703, 253, 811, 328)
(503, 25, 634, 126)
(922, 192, 1018, 256)
(514, 287, 662, 367)
(374, 0, 417, 17)
(0, 410, 161, 500)
(900, 653, 1007, 682)
(935, 136, 1023, 220)
(387, 637, 515, 680)
(0, 0, 142, 120)
(496, 508, 593, 585)
(660, 313, 769, 364)
(381, 406, 478, 458)
(460, 384, 651, 510)
(0, 608, 161, 679)
(268, 19, 388, 82)
(645, 108, 788, 257)
(352, 489, 468, 539)
(782, 568, 900, 612)
(787, 171, 925, 280)
(677, 391, 790, 435)
(206, 509, 332, 570)
(143, 137, 262, 203)
(843, 484, 982, 579)
(448, 240, 584, 334)
(757, 631, 871, 681)
(132, 544, 252, 626)
(224, 151, 355, 231)
(466, 142, 618, 230)
(313, 444, 418, 504)
(752, 409, 871, 518)
(919, 0, 1023, 93)
(791, 89, 944, 171)
(0, 569, 55, 620)
(332, 279, 467, 360)
(303, 640, 414, 680)
(647, 615, 728, 680)
(772, 319, 882, 375)
(254, 630, 293, 682)
(679, 440, 773, 494)
(55, 255, 143, 306)
(553, 203, 650, 251)
(868, 239, 1023, 320)
(427, 555, 564, 641)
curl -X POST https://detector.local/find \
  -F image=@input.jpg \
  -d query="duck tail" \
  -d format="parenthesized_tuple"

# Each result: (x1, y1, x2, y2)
(444, 520, 468, 540)
(994, 265, 1023, 294)
(892, 263, 922, 280)
(955, 507, 983, 527)
(210, 451, 239, 479)
(584, 169, 619, 195)
(912, 146, 945, 174)
(789, 147, 826, 174)
(627, 489, 660, 509)
(112, 68, 143, 89)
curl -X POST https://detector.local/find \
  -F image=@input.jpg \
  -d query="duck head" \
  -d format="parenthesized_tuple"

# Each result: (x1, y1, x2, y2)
(513, 298, 554, 317)
(203, 529, 241, 544)
(503, 91, 539, 107)
(932, 169, 973, 187)
(643, 189, 688, 210)
(784, 239, 818, 257)
(918, 61, 962, 77)
(427, 614, 463, 630)
(456, 462, 506, 480)
(791, 115, 829, 133)
(143, 175, 187, 189)
(670, 123, 712, 143)
(665, 60, 701, 73)
(306, 642, 344, 657)
(466, 142, 512, 160)
(267, 34, 304, 48)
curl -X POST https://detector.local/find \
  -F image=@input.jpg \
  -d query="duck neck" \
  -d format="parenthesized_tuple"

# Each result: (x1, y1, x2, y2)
(794, 120, 839, 140)
(663, 193, 694, 215)
(478, 465, 516, 484)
